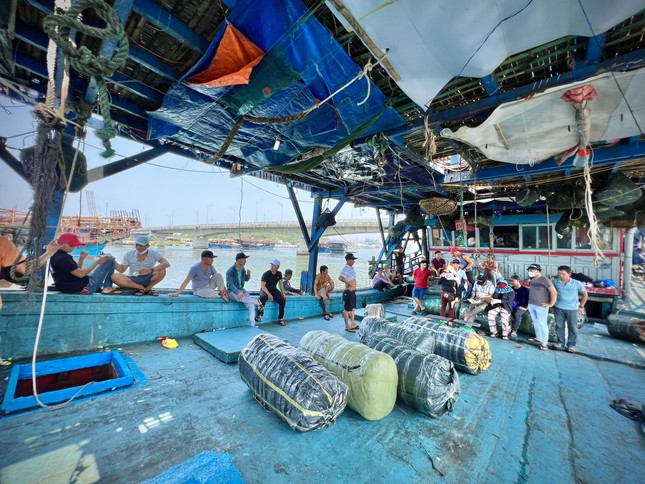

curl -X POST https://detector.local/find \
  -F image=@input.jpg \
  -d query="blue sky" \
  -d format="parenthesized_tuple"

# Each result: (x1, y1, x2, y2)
(0, 98, 374, 228)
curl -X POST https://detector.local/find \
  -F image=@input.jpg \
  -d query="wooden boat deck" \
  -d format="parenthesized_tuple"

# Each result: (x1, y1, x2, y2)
(0, 300, 643, 483)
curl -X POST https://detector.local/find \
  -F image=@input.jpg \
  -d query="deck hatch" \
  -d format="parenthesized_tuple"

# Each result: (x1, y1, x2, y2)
(1, 351, 136, 414)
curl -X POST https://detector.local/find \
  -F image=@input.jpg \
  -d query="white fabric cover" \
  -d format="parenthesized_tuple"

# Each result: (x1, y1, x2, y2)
(440, 69, 645, 164)
(332, 0, 644, 109)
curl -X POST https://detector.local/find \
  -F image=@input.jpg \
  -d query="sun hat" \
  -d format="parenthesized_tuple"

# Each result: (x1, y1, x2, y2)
(134, 234, 150, 245)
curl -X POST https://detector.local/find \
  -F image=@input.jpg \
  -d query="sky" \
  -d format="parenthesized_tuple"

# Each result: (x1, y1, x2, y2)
(0, 97, 377, 229)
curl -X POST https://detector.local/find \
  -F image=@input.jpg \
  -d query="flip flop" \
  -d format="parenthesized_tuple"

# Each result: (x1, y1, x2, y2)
(145, 289, 159, 296)
(324, 315, 331, 321)
(278, 320, 286, 326)
(133, 289, 146, 296)
(350, 325, 360, 331)
(101, 288, 123, 295)
(345, 328, 356, 333)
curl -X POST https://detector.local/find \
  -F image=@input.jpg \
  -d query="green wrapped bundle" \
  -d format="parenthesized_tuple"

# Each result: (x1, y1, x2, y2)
(299, 330, 398, 421)
(363, 333, 460, 417)
(239, 334, 348, 432)
(402, 317, 491, 374)
(359, 316, 435, 354)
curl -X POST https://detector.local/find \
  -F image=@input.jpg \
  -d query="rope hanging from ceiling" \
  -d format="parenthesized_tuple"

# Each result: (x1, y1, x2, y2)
(43, 0, 129, 157)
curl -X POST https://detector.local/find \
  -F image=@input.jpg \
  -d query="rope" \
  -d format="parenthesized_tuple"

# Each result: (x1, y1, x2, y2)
(423, 115, 437, 161)
(43, 0, 129, 157)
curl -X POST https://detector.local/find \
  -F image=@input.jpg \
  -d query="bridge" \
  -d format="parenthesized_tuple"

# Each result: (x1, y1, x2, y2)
(134, 219, 387, 248)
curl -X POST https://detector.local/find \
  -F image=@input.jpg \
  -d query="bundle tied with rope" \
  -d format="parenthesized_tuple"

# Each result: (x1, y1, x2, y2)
(43, 0, 129, 157)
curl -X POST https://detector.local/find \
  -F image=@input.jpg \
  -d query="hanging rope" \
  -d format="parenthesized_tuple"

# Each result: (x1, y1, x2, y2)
(423, 115, 437, 161)
(43, 0, 129, 157)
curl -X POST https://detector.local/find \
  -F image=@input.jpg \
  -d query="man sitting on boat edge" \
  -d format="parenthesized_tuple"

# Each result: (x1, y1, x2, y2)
(282, 269, 302, 295)
(314, 265, 334, 320)
(259, 259, 287, 326)
(111, 235, 170, 296)
(226, 252, 263, 327)
(49, 233, 117, 295)
(168, 250, 229, 301)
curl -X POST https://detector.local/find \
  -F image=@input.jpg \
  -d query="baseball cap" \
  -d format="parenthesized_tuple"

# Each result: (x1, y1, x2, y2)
(450, 259, 460, 264)
(201, 250, 216, 258)
(345, 253, 357, 260)
(527, 264, 542, 271)
(134, 234, 150, 245)
(271, 259, 280, 266)
(284, 269, 293, 276)
(235, 252, 250, 260)
(450, 247, 460, 254)
(58, 233, 85, 247)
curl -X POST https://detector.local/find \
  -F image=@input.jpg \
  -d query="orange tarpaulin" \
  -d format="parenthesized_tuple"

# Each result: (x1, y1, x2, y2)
(187, 23, 265, 87)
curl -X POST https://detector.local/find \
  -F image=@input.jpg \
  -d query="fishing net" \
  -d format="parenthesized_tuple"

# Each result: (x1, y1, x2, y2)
(238, 334, 348, 432)
(401, 317, 492, 374)
(358, 316, 436, 355)
(515, 188, 540, 207)
(21, 143, 87, 193)
(419, 197, 457, 216)
(299, 330, 398, 421)
(362, 333, 460, 417)
(594, 171, 643, 207)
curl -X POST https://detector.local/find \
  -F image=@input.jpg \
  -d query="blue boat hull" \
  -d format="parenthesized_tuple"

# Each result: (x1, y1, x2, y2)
(0, 285, 405, 360)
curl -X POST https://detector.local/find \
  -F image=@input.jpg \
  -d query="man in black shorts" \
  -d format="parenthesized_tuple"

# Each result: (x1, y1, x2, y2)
(339, 253, 359, 332)
(259, 259, 287, 326)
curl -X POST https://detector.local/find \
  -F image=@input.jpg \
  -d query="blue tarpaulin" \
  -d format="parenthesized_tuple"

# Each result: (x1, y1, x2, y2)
(147, 0, 406, 169)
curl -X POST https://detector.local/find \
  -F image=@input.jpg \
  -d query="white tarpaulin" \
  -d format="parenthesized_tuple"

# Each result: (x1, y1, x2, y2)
(330, 0, 644, 109)
(440, 69, 645, 164)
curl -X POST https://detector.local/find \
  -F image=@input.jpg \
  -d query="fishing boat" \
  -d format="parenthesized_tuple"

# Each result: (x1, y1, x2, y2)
(318, 241, 348, 254)
(1, 0, 644, 482)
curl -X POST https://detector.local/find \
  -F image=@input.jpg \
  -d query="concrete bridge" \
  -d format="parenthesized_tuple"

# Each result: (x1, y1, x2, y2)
(134, 219, 387, 248)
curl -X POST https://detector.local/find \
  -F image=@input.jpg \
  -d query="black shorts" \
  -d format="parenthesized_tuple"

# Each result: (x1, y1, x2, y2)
(342, 289, 356, 311)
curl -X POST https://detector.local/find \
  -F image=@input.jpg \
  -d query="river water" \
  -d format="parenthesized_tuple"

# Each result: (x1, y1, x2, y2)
(102, 245, 385, 291)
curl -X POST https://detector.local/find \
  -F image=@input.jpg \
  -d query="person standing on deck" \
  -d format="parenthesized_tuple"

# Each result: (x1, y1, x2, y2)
(259, 259, 287, 326)
(168, 250, 229, 301)
(111, 235, 170, 296)
(411, 259, 432, 315)
(439, 260, 460, 321)
(450, 247, 474, 299)
(282, 269, 302, 295)
(527, 264, 557, 351)
(226, 252, 263, 327)
(552, 265, 588, 353)
(339, 253, 359, 332)
(49, 233, 117, 294)
(509, 274, 529, 338)
(314, 265, 335, 320)
(430, 251, 446, 277)
(393, 246, 406, 284)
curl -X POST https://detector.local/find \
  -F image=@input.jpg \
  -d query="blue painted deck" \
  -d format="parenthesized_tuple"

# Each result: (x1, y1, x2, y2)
(0, 300, 643, 483)
(0, 286, 405, 360)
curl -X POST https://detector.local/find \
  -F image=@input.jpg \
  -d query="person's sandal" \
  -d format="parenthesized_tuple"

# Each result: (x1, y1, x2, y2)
(145, 289, 159, 296)
(133, 289, 145, 296)
(278, 320, 286, 326)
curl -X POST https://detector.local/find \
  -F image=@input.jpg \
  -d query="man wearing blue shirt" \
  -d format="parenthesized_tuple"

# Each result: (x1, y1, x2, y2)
(552, 265, 588, 353)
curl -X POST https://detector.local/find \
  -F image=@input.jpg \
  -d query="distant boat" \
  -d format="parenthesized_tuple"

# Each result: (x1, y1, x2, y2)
(318, 241, 348, 254)
(209, 238, 275, 250)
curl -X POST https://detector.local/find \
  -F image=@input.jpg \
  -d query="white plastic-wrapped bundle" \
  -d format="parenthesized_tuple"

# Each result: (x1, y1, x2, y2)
(363, 333, 460, 417)
(359, 316, 435, 354)
(239, 334, 348, 431)
(365, 303, 385, 318)
(402, 317, 491, 374)
(299, 330, 398, 421)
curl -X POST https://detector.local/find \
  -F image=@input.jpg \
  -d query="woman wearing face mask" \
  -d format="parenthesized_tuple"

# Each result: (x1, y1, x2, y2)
(112, 235, 171, 295)
(526, 264, 557, 350)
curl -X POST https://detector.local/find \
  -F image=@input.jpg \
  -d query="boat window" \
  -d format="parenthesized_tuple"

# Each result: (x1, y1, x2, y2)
(575, 226, 613, 250)
(537, 225, 550, 249)
(555, 230, 572, 249)
(478, 227, 491, 248)
(493, 226, 519, 247)
(431, 229, 451, 247)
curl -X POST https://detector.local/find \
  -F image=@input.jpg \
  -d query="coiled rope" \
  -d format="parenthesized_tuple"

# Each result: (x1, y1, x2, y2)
(43, 0, 129, 157)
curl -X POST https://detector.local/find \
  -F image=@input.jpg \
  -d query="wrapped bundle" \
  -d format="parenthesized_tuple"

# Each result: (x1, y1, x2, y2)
(607, 311, 645, 343)
(363, 333, 460, 417)
(299, 330, 398, 421)
(402, 317, 491, 374)
(359, 316, 435, 354)
(365, 303, 385, 318)
(239, 334, 348, 432)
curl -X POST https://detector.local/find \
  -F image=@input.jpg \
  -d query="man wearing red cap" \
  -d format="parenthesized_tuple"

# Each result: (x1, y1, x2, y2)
(49, 233, 117, 294)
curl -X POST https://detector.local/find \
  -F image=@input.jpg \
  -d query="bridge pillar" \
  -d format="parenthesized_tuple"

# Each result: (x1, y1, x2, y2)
(193, 236, 209, 250)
